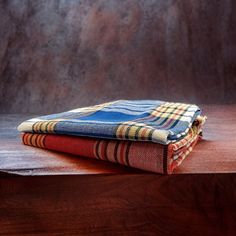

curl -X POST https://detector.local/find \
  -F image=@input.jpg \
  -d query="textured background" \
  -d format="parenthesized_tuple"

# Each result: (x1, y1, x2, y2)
(0, 0, 236, 113)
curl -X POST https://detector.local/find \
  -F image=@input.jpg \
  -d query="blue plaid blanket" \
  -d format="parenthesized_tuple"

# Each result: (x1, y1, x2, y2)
(17, 100, 204, 144)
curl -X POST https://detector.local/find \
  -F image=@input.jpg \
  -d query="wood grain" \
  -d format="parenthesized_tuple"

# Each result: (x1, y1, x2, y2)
(1, 105, 236, 175)
(0, 114, 141, 176)
(1, 106, 236, 235)
(175, 105, 236, 173)
(0, 174, 236, 235)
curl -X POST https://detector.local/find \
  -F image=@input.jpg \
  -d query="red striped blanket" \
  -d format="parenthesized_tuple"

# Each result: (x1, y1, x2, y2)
(21, 122, 201, 174)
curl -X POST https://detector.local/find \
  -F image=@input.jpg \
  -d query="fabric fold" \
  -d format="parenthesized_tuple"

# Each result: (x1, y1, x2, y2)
(18, 100, 204, 145)
(21, 122, 202, 174)
(18, 100, 206, 174)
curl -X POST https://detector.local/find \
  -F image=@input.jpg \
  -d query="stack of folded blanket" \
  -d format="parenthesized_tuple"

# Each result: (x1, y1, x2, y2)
(18, 100, 206, 174)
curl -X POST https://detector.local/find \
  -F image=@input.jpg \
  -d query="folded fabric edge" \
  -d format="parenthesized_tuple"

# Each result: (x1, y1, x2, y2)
(17, 115, 206, 146)
(166, 115, 205, 173)
(20, 124, 202, 174)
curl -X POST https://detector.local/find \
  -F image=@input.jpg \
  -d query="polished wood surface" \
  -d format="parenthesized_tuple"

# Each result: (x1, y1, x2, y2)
(1, 105, 236, 235)
(1, 1, 236, 234)
(0, 114, 140, 176)
(0, 174, 236, 235)
(175, 105, 236, 173)
(1, 105, 236, 175)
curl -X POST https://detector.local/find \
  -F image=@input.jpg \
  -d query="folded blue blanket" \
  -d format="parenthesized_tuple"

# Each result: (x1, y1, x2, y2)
(17, 100, 204, 144)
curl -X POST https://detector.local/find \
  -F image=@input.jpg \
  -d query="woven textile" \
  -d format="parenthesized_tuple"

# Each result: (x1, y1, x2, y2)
(18, 100, 206, 174)
(18, 100, 205, 145)
(21, 122, 201, 174)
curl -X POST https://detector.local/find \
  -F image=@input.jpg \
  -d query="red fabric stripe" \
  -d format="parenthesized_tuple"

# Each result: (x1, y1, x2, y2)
(20, 130, 201, 174)
(117, 142, 125, 165)
(46, 135, 97, 158)
(98, 141, 109, 160)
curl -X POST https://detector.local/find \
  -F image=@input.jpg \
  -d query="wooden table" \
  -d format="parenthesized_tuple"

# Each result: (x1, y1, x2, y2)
(1, 105, 236, 235)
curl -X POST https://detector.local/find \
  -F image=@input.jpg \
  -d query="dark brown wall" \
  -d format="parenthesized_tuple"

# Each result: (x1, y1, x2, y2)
(0, 0, 236, 113)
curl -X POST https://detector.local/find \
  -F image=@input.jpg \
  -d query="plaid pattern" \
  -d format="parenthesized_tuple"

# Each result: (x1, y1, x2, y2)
(18, 100, 205, 145)
(21, 123, 202, 174)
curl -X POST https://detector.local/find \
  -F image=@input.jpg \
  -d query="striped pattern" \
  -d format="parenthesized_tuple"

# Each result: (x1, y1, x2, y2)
(94, 140, 132, 166)
(116, 122, 155, 141)
(22, 133, 46, 148)
(32, 121, 58, 133)
(150, 102, 194, 122)
(115, 102, 200, 143)
(18, 100, 206, 174)
(67, 100, 119, 114)
(18, 100, 205, 145)
(21, 120, 203, 174)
